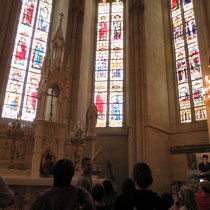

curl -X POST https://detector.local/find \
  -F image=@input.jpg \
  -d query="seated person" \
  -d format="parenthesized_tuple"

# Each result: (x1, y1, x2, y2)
(195, 180, 210, 210)
(92, 183, 111, 210)
(30, 159, 96, 210)
(199, 155, 210, 181)
(0, 175, 14, 208)
(114, 162, 163, 210)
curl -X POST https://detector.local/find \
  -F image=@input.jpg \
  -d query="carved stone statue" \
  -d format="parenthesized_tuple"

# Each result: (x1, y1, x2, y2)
(86, 104, 97, 135)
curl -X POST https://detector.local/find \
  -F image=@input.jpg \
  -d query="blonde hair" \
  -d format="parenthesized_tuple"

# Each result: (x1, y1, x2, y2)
(180, 186, 199, 210)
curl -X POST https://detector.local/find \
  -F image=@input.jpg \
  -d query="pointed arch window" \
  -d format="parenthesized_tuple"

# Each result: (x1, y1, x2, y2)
(170, 0, 207, 123)
(94, 0, 124, 127)
(2, 0, 53, 121)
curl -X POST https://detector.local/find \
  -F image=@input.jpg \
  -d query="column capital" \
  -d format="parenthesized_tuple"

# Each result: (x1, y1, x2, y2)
(129, 2, 144, 16)
(69, 6, 84, 17)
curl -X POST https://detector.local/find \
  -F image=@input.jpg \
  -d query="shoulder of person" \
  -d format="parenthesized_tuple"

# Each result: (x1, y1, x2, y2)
(147, 190, 160, 197)
(116, 189, 135, 201)
(180, 206, 187, 210)
(77, 187, 96, 209)
(0, 175, 7, 185)
(77, 187, 92, 201)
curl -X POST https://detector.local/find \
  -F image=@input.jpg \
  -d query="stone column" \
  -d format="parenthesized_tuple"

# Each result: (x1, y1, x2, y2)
(31, 122, 45, 177)
(206, 104, 210, 141)
(0, 0, 21, 104)
(128, 125, 134, 177)
(203, 77, 210, 140)
(63, 0, 85, 127)
(86, 135, 97, 159)
(128, 0, 145, 162)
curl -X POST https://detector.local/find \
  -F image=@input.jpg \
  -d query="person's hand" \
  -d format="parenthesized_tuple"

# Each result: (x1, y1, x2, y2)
(96, 146, 102, 156)
(194, 180, 200, 192)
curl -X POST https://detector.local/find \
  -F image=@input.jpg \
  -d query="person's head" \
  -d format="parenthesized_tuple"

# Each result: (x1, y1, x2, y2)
(132, 162, 153, 189)
(121, 178, 135, 193)
(179, 186, 199, 210)
(161, 193, 174, 209)
(53, 159, 75, 187)
(103, 180, 114, 195)
(81, 157, 93, 175)
(200, 181, 210, 194)
(202, 155, 208, 164)
(92, 184, 105, 203)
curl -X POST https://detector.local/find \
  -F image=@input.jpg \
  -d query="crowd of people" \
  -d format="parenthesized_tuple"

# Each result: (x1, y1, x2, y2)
(0, 156, 210, 210)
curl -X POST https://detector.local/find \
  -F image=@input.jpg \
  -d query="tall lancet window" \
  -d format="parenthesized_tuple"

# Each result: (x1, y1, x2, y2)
(94, 0, 124, 127)
(2, 0, 53, 121)
(170, 0, 206, 123)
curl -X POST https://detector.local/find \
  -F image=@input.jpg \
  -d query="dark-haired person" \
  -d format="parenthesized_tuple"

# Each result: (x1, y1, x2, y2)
(161, 193, 174, 210)
(114, 162, 163, 210)
(103, 180, 116, 209)
(92, 183, 111, 210)
(30, 159, 96, 210)
(199, 155, 210, 181)
(77, 157, 93, 193)
(195, 180, 210, 210)
(121, 178, 135, 193)
(0, 175, 14, 208)
(77, 148, 102, 192)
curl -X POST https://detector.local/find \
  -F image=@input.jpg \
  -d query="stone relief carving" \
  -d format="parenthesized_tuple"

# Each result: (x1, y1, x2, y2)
(170, 144, 210, 154)
(64, 143, 84, 171)
(0, 141, 12, 160)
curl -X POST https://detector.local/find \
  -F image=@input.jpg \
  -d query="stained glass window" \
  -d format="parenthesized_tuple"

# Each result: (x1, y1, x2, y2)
(94, 0, 124, 127)
(2, 0, 53, 121)
(170, 0, 206, 123)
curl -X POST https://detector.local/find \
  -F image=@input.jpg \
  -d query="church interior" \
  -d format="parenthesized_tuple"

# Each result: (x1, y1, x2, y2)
(0, 0, 210, 209)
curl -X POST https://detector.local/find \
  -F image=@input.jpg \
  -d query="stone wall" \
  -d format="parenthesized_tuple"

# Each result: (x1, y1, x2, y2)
(144, 0, 170, 130)
(95, 132, 128, 190)
(142, 0, 171, 193)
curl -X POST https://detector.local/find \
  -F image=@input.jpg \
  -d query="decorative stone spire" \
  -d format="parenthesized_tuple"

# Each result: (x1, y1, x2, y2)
(51, 13, 65, 62)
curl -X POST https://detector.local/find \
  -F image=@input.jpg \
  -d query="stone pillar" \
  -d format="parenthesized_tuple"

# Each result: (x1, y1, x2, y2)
(0, 0, 21, 103)
(128, 125, 134, 177)
(64, 0, 85, 127)
(206, 104, 210, 140)
(128, 0, 145, 162)
(86, 135, 97, 159)
(204, 81, 210, 140)
(31, 122, 45, 177)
